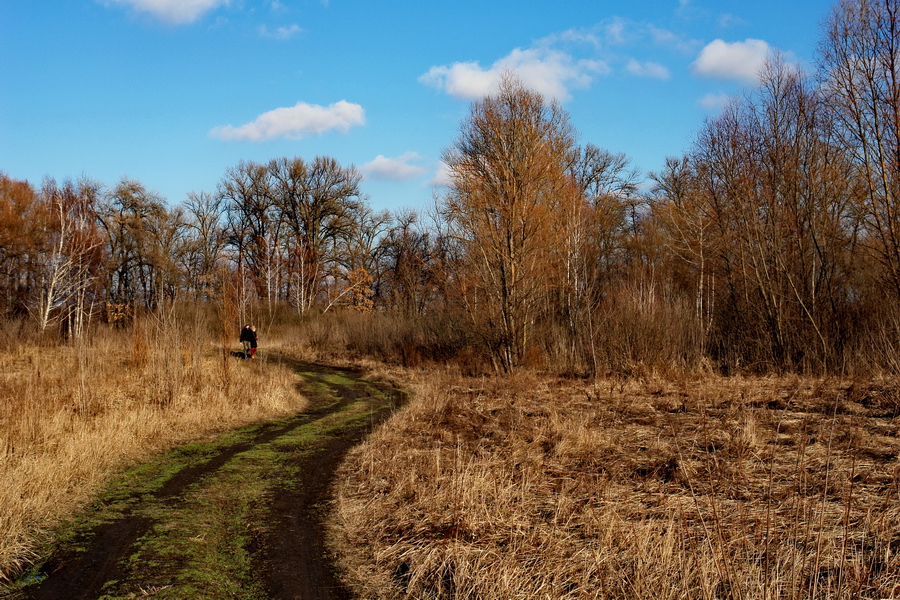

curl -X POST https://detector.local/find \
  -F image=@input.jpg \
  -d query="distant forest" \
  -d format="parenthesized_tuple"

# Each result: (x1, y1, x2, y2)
(2, 0, 900, 375)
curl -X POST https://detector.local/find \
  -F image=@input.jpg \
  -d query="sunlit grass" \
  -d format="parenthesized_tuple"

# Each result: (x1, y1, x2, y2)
(332, 370, 900, 599)
(0, 315, 307, 585)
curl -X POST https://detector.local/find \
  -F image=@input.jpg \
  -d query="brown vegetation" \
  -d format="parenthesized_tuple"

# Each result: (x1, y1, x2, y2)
(0, 310, 307, 584)
(3, 1, 900, 378)
(3, 0, 900, 596)
(333, 370, 900, 599)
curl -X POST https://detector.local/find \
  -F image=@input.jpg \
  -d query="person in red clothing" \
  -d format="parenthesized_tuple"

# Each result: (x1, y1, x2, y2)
(239, 324, 257, 359)
(249, 325, 258, 358)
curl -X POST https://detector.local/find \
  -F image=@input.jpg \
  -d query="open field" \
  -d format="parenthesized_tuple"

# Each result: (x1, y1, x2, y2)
(332, 371, 900, 599)
(0, 314, 309, 586)
(3, 306, 900, 599)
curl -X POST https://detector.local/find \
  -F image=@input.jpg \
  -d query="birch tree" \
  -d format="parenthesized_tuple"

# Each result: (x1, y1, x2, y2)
(33, 178, 103, 336)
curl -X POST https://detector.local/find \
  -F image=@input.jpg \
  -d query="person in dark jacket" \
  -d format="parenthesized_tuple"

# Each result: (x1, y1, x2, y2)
(240, 324, 257, 358)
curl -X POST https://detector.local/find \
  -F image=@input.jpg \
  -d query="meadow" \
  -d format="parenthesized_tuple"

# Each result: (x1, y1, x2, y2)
(0, 309, 308, 586)
(1, 310, 899, 599)
(332, 369, 900, 599)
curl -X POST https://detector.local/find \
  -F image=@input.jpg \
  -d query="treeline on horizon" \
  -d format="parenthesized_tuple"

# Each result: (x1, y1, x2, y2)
(3, 0, 900, 376)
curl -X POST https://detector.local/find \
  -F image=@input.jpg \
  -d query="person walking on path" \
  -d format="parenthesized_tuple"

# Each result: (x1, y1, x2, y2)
(240, 324, 258, 359)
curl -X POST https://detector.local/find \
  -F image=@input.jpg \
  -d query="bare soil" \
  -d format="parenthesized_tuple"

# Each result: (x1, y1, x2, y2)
(15, 358, 402, 600)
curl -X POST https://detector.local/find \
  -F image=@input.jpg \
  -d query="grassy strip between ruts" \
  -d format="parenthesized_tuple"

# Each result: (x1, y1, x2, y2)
(10, 365, 397, 600)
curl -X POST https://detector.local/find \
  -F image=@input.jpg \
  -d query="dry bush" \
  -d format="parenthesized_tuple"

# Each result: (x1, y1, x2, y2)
(540, 284, 704, 377)
(0, 310, 308, 584)
(273, 309, 480, 370)
(332, 371, 900, 599)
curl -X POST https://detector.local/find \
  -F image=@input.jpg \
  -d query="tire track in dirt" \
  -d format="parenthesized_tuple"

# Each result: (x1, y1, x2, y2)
(19, 358, 402, 600)
(257, 359, 402, 600)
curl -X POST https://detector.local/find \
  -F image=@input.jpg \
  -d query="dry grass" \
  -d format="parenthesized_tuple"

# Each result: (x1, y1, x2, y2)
(332, 371, 900, 599)
(0, 312, 308, 584)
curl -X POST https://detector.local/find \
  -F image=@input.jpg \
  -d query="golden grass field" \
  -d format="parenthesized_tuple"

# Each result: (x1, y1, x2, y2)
(0, 314, 308, 586)
(3, 310, 899, 599)
(332, 370, 900, 599)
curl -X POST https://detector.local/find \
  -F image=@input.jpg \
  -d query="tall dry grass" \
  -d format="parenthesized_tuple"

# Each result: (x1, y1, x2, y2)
(274, 309, 481, 370)
(0, 309, 308, 584)
(332, 371, 900, 599)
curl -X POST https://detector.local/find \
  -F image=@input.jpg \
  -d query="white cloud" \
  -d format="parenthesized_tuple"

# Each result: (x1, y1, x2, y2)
(692, 38, 770, 84)
(648, 26, 701, 54)
(420, 47, 608, 102)
(699, 92, 733, 110)
(101, 0, 227, 24)
(430, 162, 453, 188)
(677, 0, 697, 18)
(626, 59, 670, 80)
(605, 18, 627, 45)
(717, 14, 747, 29)
(362, 152, 426, 181)
(210, 100, 365, 141)
(548, 28, 602, 49)
(258, 24, 303, 40)
(420, 63, 496, 100)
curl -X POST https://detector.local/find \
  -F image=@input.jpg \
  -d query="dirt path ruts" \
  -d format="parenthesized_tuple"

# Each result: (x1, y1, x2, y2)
(257, 360, 401, 600)
(20, 357, 401, 600)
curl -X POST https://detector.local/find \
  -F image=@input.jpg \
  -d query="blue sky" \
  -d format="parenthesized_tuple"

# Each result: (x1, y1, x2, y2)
(2, 0, 835, 213)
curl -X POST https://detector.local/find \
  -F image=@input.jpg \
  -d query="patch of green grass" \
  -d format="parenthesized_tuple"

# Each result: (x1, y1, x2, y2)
(109, 459, 273, 600)
(43, 421, 278, 553)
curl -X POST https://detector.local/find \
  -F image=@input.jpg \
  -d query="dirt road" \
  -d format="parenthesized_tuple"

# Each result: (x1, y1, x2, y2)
(18, 358, 401, 600)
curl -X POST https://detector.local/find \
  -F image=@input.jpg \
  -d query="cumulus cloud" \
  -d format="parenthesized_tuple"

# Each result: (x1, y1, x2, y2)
(210, 100, 365, 141)
(626, 59, 670, 80)
(258, 23, 303, 39)
(699, 92, 733, 110)
(692, 38, 770, 84)
(362, 152, 426, 181)
(101, 0, 227, 24)
(420, 47, 608, 102)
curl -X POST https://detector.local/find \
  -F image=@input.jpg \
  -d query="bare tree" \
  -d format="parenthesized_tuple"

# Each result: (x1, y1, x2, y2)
(651, 156, 716, 348)
(268, 156, 362, 314)
(819, 0, 900, 297)
(97, 179, 171, 311)
(182, 191, 227, 301)
(33, 178, 103, 337)
(441, 74, 576, 371)
(220, 161, 280, 316)
(662, 57, 858, 370)
(377, 210, 439, 315)
(559, 145, 641, 370)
